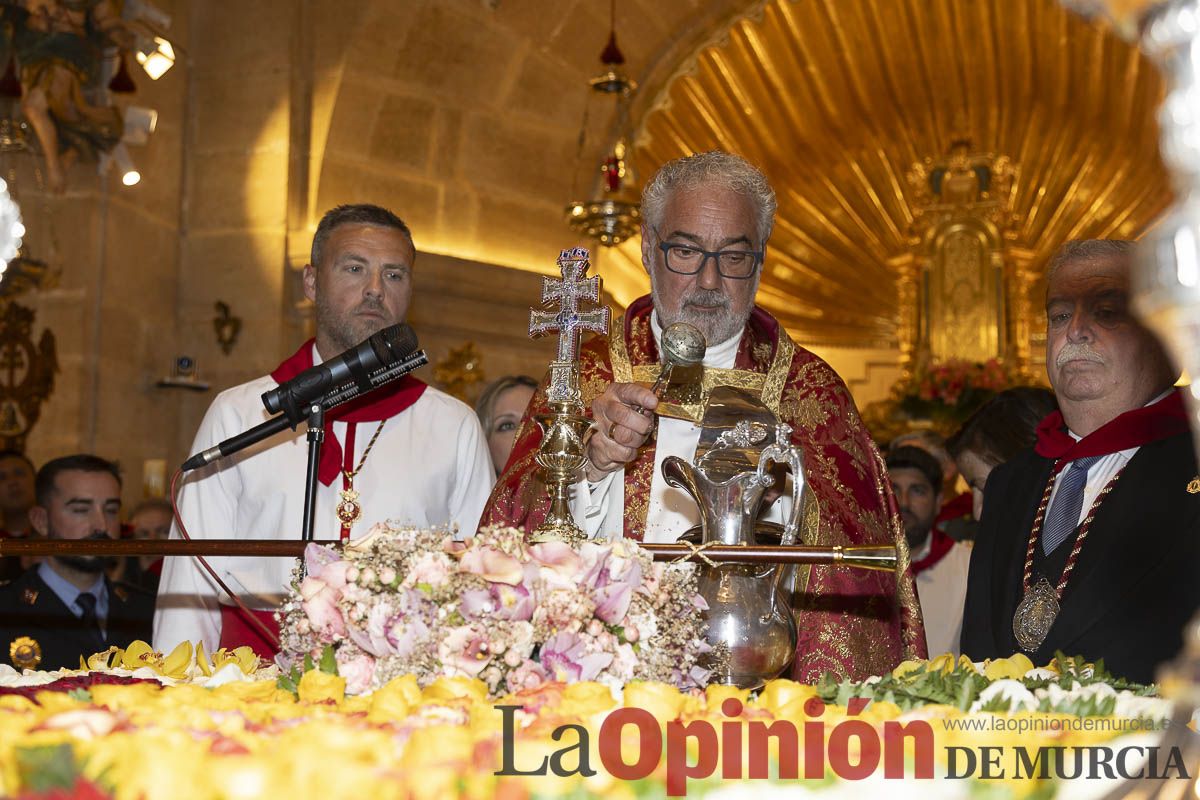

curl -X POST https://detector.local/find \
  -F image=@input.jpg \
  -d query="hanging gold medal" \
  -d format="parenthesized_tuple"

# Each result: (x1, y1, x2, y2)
(336, 421, 386, 531)
(336, 484, 362, 526)
(1013, 577, 1060, 652)
(1012, 460, 1126, 653)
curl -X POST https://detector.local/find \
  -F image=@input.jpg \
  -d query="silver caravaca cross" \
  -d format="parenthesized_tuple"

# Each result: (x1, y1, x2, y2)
(529, 247, 610, 404)
(527, 247, 610, 544)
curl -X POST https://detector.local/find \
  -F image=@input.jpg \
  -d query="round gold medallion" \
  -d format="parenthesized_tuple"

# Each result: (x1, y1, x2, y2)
(9, 636, 42, 670)
(336, 489, 362, 526)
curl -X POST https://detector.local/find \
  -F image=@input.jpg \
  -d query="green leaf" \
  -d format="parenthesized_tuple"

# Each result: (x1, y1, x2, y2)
(319, 645, 339, 675)
(303, 653, 314, 673)
(976, 693, 1013, 713)
(67, 687, 93, 702)
(16, 744, 80, 791)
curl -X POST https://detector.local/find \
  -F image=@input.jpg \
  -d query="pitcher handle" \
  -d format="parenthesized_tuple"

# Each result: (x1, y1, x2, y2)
(754, 423, 805, 546)
(756, 423, 805, 624)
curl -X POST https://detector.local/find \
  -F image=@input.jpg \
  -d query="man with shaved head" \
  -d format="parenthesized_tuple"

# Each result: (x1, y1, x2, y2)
(961, 239, 1200, 682)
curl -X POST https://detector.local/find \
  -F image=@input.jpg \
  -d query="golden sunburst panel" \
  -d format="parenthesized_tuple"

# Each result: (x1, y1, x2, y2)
(631, 0, 1173, 350)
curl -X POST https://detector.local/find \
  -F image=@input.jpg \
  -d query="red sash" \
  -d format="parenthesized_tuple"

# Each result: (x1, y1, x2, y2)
(1035, 389, 1191, 460)
(911, 528, 956, 575)
(269, 339, 427, 486)
(219, 606, 280, 659)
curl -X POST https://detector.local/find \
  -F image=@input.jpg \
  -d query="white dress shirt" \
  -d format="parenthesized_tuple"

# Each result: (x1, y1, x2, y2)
(154, 345, 496, 653)
(1048, 389, 1172, 525)
(571, 315, 789, 543)
(910, 535, 972, 657)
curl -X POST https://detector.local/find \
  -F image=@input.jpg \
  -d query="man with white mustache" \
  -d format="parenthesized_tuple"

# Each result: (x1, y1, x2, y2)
(483, 151, 927, 681)
(961, 239, 1199, 683)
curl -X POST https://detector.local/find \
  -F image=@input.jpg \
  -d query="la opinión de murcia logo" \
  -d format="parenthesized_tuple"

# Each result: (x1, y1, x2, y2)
(495, 697, 1192, 795)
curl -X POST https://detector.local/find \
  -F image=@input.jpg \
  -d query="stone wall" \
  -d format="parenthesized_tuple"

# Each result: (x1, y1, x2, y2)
(19, 0, 190, 505)
(16, 0, 901, 515)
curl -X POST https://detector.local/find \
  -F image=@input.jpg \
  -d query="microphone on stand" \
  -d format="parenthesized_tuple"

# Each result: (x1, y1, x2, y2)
(261, 324, 419, 423)
(181, 326, 427, 473)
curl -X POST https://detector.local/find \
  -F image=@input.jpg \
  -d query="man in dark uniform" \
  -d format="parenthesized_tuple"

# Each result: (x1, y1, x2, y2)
(0, 450, 38, 582)
(961, 240, 1200, 684)
(0, 455, 154, 671)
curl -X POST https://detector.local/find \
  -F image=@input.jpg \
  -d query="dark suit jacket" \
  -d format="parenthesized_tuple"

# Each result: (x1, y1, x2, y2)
(0, 567, 155, 671)
(961, 432, 1200, 684)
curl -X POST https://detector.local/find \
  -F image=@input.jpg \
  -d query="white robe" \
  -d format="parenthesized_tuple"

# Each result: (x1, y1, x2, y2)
(912, 536, 972, 657)
(153, 358, 495, 654)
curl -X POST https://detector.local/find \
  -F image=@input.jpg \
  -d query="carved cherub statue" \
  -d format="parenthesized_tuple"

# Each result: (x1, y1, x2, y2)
(13, 0, 134, 192)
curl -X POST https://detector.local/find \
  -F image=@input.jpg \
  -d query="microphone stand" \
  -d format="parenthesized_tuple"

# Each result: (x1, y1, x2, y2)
(181, 349, 430, 542)
(301, 401, 325, 542)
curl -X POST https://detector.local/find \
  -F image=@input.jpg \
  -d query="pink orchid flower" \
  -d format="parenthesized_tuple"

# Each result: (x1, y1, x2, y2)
(459, 546, 523, 585)
(540, 631, 613, 682)
(528, 542, 582, 578)
(438, 624, 493, 677)
(301, 584, 346, 640)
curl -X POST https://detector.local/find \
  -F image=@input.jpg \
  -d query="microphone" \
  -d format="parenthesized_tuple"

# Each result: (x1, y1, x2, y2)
(261, 324, 418, 423)
(181, 339, 428, 473)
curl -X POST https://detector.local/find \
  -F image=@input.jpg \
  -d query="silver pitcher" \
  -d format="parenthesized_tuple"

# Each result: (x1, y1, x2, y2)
(662, 421, 805, 689)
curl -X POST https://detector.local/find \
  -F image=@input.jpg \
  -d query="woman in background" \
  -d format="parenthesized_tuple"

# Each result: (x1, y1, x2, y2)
(475, 376, 538, 476)
(947, 387, 1058, 520)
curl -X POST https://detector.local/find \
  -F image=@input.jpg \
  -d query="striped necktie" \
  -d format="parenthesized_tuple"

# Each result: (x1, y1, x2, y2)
(1041, 455, 1102, 555)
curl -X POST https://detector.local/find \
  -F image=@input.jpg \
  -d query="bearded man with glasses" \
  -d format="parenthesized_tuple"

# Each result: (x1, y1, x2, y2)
(482, 151, 925, 682)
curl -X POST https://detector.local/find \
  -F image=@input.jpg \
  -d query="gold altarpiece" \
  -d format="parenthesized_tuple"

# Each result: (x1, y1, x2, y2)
(892, 140, 1036, 382)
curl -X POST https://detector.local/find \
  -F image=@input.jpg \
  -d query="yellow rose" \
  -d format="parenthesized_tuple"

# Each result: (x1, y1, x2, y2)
(89, 683, 162, 712)
(857, 700, 903, 723)
(0, 694, 35, 712)
(401, 723, 475, 771)
(559, 681, 617, 718)
(755, 679, 816, 715)
(297, 670, 346, 704)
(213, 679, 296, 705)
(83, 729, 217, 800)
(623, 681, 690, 723)
(32, 691, 88, 713)
(704, 684, 751, 713)
(367, 674, 421, 724)
(421, 675, 488, 705)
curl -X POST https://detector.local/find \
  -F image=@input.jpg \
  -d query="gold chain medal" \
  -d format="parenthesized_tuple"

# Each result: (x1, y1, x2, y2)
(1012, 461, 1124, 653)
(335, 421, 386, 535)
(336, 484, 362, 526)
(1013, 577, 1060, 652)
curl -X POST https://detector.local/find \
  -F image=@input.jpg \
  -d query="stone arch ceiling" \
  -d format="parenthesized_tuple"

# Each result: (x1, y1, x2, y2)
(630, 0, 1173, 348)
(311, 0, 1171, 351)
(310, 0, 749, 280)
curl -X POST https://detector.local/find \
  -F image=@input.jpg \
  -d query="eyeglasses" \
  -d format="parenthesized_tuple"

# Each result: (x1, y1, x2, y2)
(654, 228, 763, 280)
